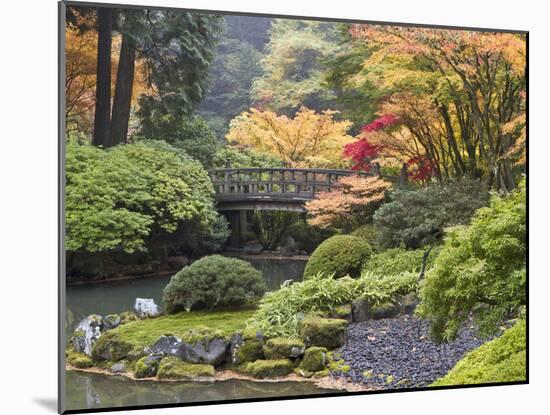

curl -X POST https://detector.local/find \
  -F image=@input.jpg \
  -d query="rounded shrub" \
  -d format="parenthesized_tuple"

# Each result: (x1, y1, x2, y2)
(163, 255, 266, 313)
(304, 235, 372, 279)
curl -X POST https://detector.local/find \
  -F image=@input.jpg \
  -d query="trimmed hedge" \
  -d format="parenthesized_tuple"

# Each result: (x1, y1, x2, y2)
(304, 235, 372, 279)
(163, 255, 266, 313)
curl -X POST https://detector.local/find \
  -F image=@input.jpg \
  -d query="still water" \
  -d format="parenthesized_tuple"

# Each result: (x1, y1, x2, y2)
(65, 257, 324, 411)
(65, 371, 337, 411)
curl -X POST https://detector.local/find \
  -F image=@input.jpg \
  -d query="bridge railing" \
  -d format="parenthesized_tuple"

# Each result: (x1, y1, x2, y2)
(210, 167, 376, 199)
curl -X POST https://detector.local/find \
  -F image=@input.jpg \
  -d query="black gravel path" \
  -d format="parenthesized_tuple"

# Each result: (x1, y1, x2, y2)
(331, 315, 485, 389)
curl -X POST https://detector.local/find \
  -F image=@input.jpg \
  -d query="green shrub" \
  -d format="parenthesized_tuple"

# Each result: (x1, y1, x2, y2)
(286, 221, 337, 254)
(432, 320, 526, 386)
(249, 272, 417, 338)
(253, 211, 301, 250)
(212, 147, 283, 169)
(304, 235, 372, 279)
(350, 224, 381, 249)
(366, 247, 440, 276)
(418, 179, 526, 341)
(163, 255, 266, 313)
(66, 140, 216, 254)
(373, 179, 490, 249)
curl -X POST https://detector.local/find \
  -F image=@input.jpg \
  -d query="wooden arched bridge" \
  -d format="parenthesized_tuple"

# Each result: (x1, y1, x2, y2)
(210, 167, 402, 246)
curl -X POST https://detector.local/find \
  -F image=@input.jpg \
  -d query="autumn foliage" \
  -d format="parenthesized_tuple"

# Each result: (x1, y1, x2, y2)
(305, 176, 391, 229)
(226, 106, 354, 168)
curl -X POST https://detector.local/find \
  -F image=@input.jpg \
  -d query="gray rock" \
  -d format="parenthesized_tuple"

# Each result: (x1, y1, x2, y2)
(134, 298, 161, 318)
(352, 298, 371, 322)
(399, 293, 419, 315)
(110, 363, 126, 374)
(290, 345, 306, 358)
(72, 315, 103, 356)
(103, 314, 121, 330)
(242, 243, 263, 254)
(150, 335, 182, 357)
(280, 235, 297, 256)
(178, 338, 229, 366)
(136, 355, 161, 378)
(371, 302, 400, 319)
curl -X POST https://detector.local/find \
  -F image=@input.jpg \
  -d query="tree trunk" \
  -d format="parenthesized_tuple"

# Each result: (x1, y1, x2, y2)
(110, 32, 136, 145)
(92, 8, 113, 147)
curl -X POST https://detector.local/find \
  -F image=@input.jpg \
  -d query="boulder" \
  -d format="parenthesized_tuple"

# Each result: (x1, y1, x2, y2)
(371, 302, 400, 319)
(229, 330, 265, 365)
(398, 293, 419, 315)
(134, 298, 161, 318)
(179, 337, 229, 366)
(103, 314, 121, 331)
(263, 338, 305, 360)
(351, 297, 371, 322)
(242, 243, 263, 255)
(91, 331, 133, 362)
(119, 311, 139, 325)
(299, 317, 347, 350)
(134, 355, 161, 378)
(329, 304, 353, 322)
(300, 347, 328, 373)
(157, 356, 215, 380)
(279, 235, 296, 256)
(110, 362, 126, 374)
(167, 256, 189, 270)
(71, 315, 103, 356)
(238, 359, 294, 378)
(150, 335, 182, 357)
(66, 350, 94, 368)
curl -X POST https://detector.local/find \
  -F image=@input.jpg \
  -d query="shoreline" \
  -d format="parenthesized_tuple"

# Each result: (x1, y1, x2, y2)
(65, 365, 372, 392)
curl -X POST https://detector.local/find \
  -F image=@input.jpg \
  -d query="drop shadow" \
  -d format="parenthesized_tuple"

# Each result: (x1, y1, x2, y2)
(34, 398, 58, 413)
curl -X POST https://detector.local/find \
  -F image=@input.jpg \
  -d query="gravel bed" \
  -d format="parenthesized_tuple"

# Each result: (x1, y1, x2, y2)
(331, 315, 485, 389)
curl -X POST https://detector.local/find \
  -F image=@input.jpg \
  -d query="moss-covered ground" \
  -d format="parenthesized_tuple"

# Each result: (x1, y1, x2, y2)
(431, 320, 526, 386)
(110, 309, 255, 349)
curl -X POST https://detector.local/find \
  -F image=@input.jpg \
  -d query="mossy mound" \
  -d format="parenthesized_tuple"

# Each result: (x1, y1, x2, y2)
(238, 359, 294, 378)
(432, 320, 526, 386)
(157, 356, 215, 380)
(180, 326, 227, 344)
(134, 356, 161, 378)
(304, 235, 372, 279)
(110, 309, 254, 349)
(232, 329, 265, 365)
(91, 332, 133, 362)
(371, 301, 399, 319)
(66, 350, 94, 368)
(299, 317, 348, 349)
(119, 311, 139, 325)
(263, 338, 305, 360)
(327, 352, 350, 374)
(300, 347, 327, 372)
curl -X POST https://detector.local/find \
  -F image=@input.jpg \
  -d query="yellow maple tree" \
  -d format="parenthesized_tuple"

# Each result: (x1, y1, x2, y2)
(226, 106, 354, 168)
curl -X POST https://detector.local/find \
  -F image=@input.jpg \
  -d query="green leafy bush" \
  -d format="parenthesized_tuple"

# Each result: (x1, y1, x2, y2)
(286, 221, 337, 254)
(418, 180, 526, 341)
(373, 179, 490, 249)
(163, 255, 266, 313)
(350, 224, 381, 249)
(304, 235, 372, 279)
(366, 247, 440, 276)
(249, 272, 418, 338)
(432, 320, 526, 386)
(212, 147, 283, 169)
(66, 140, 216, 253)
(136, 117, 220, 168)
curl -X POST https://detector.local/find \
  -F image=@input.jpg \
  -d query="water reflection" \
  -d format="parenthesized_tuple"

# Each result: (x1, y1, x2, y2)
(65, 371, 338, 411)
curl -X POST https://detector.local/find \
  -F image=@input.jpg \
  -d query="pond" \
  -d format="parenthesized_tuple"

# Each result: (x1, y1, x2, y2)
(65, 257, 306, 336)
(64, 257, 321, 411)
(65, 371, 338, 411)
